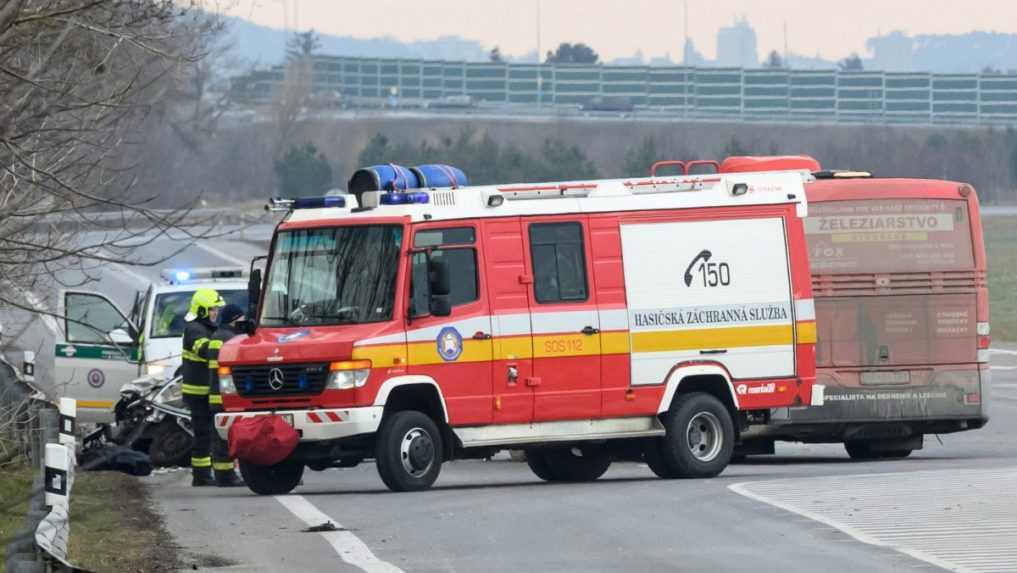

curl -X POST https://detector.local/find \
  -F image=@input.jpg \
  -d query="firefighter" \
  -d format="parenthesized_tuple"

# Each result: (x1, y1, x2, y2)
(205, 303, 246, 487)
(181, 287, 225, 487)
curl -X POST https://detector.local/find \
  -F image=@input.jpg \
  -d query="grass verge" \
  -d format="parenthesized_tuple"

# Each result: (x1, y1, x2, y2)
(67, 470, 179, 572)
(984, 216, 1017, 342)
(0, 463, 35, 573)
(0, 461, 177, 573)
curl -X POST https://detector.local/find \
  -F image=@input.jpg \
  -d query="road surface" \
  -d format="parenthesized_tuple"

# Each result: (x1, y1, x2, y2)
(148, 350, 1017, 573)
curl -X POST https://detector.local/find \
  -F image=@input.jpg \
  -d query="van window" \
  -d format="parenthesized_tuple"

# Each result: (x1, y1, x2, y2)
(529, 222, 588, 303)
(410, 228, 479, 316)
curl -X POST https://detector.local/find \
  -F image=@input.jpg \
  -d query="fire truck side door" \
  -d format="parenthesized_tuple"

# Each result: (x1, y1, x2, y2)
(407, 224, 493, 426)
(482, 218, 534, 424)
(524, 217, 602, 422)
(54, 290, 140, 423)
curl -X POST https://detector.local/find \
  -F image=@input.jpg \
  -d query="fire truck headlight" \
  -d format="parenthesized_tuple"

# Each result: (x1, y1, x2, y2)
(218, 367, 237, 395)
(327, 360, 372, 390)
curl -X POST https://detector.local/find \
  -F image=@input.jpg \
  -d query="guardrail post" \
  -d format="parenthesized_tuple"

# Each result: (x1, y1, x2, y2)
(58, 398, 76, 449)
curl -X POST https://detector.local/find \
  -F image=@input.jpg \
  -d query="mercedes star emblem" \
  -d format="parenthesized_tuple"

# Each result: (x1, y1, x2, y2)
(268, 368, 285, 391)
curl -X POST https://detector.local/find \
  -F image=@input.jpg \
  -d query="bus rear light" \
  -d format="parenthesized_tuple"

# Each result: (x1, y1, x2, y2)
(978, 335, 991, 350)
(965, 392, 981, 405)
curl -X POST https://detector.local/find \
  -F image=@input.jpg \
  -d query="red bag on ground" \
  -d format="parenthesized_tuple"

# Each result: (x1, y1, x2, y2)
(228, 415, 299, 466)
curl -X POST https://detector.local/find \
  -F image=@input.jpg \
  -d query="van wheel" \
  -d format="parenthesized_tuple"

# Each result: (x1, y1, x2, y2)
(526, 447, 611, 482)
(375, 410, 443, 492)
(148, 420, 192, 467)
(239, 459, 304, 495)
(645, 392, 734, 479)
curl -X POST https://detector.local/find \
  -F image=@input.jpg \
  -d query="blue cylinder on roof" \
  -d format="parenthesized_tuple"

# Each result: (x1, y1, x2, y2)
(411, 164, 468, 189)
(348, 164, 420, 196)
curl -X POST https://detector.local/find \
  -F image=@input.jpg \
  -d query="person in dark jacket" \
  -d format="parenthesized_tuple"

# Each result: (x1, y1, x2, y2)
(181, 288, 225, 487)
(205, 304, 245, 487)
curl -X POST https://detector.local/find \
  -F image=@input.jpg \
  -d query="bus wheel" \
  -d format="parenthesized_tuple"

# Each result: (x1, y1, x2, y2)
(527, 448, 611, 482)
(375, 410, 443, 492)
(880, 449, 913, 459)
(844, 441, 881, 460)
(646, 392, 734, 479)
(239, 459, 304, 495)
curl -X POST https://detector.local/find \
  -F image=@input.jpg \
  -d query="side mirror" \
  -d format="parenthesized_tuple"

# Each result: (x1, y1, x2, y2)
(428, 258, 451, 296)
(108, 328, 134, 345)
(247, 268, 262, 332)
(429, 295, 451, 317)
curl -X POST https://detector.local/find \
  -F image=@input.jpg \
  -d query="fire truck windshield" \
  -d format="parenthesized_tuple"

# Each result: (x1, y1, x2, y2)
(260, 225, 403, 327)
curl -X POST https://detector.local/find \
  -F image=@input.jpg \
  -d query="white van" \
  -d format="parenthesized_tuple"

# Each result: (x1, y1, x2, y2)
(55, 268, 248, 423)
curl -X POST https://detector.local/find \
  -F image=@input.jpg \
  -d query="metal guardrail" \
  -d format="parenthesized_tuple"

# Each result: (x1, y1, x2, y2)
(2, 358, 79, 573)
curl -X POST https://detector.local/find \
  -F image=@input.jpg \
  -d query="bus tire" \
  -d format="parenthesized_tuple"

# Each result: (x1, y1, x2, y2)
(375, 410, 443, 492)
(148, 420, 192, 468)
(844, 441, 881, 460)
(647, 392, 734, 479)
(880, 449, 913, 459)
(527, 447, 611, 482)
(239, 459, 304, 495)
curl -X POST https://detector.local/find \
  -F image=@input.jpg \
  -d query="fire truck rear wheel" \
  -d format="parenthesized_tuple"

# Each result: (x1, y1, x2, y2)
(239, 459, 305, 495)
(525, 447, 611, 482)
(375, 410, 443, 492)
(645, 392, 734, 479)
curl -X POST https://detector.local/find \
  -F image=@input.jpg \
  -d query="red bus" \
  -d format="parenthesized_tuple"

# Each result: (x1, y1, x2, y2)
(722, 156, 990, 459)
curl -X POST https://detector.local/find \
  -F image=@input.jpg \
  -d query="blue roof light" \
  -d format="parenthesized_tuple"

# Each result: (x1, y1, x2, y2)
(174, 270, 192, 282)
(293, 196, 346, 209)
(379, 192, 430, 205)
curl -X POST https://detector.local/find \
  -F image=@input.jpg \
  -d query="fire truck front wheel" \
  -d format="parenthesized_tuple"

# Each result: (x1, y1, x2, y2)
(239, 459, 305, 495)
(375, 410, 444, 492)
(644, 392, 734, 479)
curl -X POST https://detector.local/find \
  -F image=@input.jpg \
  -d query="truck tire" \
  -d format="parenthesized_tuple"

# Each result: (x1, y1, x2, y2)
(239, 459, 304, 495)
(148, 420, 192, 467)
(526, 447, 611, 482)
(375, 410, 443, 492)
(644, 392, 734, 479)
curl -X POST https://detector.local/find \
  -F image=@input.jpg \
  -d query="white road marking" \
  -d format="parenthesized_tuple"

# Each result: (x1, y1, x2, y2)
(730, 467, 1017, 573)
(192, 240, 252, 268)
(94, 250, 153, 287)
(989, 349, 1017, 356)
(991, 366, 1017, 371)
(275, 495, 404, 573)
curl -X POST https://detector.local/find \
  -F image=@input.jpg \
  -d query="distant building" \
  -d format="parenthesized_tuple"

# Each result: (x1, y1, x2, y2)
(683, 39, 708, 66)
(867, 31, 914, 72)
(716, 18, 758, 68)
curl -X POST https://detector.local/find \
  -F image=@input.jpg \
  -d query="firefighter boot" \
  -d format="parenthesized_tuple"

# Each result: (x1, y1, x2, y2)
(192, 467, 216, 487)
(215, 469, 245, 487)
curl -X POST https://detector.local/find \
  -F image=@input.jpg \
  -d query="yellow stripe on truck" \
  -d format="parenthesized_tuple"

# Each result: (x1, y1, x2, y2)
(631, 324, 794, 353)
(796, 321, 817, 344)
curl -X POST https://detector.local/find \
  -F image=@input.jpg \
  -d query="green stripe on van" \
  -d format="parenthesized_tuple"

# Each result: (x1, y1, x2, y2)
(55, 344, 140, 362)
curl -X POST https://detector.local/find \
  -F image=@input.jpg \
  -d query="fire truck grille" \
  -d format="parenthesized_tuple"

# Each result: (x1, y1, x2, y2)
(232, 364, 329, 396)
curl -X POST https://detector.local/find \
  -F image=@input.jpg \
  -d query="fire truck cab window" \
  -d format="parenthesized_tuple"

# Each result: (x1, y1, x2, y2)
(529, 222, 588, 303)
(411, 228, 479, 316)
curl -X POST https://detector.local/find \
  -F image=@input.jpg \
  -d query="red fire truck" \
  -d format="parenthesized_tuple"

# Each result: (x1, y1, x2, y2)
(721, 156, 990, 459)
(215, 167, 819, 494)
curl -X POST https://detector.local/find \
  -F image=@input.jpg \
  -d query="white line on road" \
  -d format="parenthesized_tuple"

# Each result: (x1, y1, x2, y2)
(95, 250, 153, 287)
(192, 240, 252, 268)
(989, 348, 1017, 356)
(275, 495, 404, 573)
(729, 468, 1017, 573)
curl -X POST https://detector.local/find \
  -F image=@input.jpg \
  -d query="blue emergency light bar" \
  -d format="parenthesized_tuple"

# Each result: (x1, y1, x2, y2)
(379, 191, 430, 205)
(292, 196, 346, 209)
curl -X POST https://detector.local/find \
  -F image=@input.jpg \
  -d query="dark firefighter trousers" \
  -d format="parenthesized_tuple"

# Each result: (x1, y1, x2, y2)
(184, 393, 233, 472)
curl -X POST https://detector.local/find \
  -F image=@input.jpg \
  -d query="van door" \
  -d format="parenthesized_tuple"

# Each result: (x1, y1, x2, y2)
(54, 290, 140, 423)
(483, 218, 534, 424)
(407, 224, 493, 426)
(622, 216, 796, 385)
(524, 217, 602, 421)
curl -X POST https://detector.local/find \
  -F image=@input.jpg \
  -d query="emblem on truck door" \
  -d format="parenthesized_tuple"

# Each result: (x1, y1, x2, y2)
(437, 327, 463, 362)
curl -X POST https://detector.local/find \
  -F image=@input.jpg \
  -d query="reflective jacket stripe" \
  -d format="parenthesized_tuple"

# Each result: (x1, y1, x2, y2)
(182, 350, 207, 363)
(208, 394, 223, 405)
(191, 456, 212, 468)
(212, 461, 235, 471)
(182, 383, 210, 396)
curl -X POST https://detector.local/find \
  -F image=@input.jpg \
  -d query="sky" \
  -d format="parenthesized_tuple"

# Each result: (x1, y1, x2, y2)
(218, 0, 1016, 61)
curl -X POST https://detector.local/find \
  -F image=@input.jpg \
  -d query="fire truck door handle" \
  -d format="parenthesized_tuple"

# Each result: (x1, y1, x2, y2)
(581, 326, 599, 336)
(699, 349, 727, 355)
(472, 331, 492, 340)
